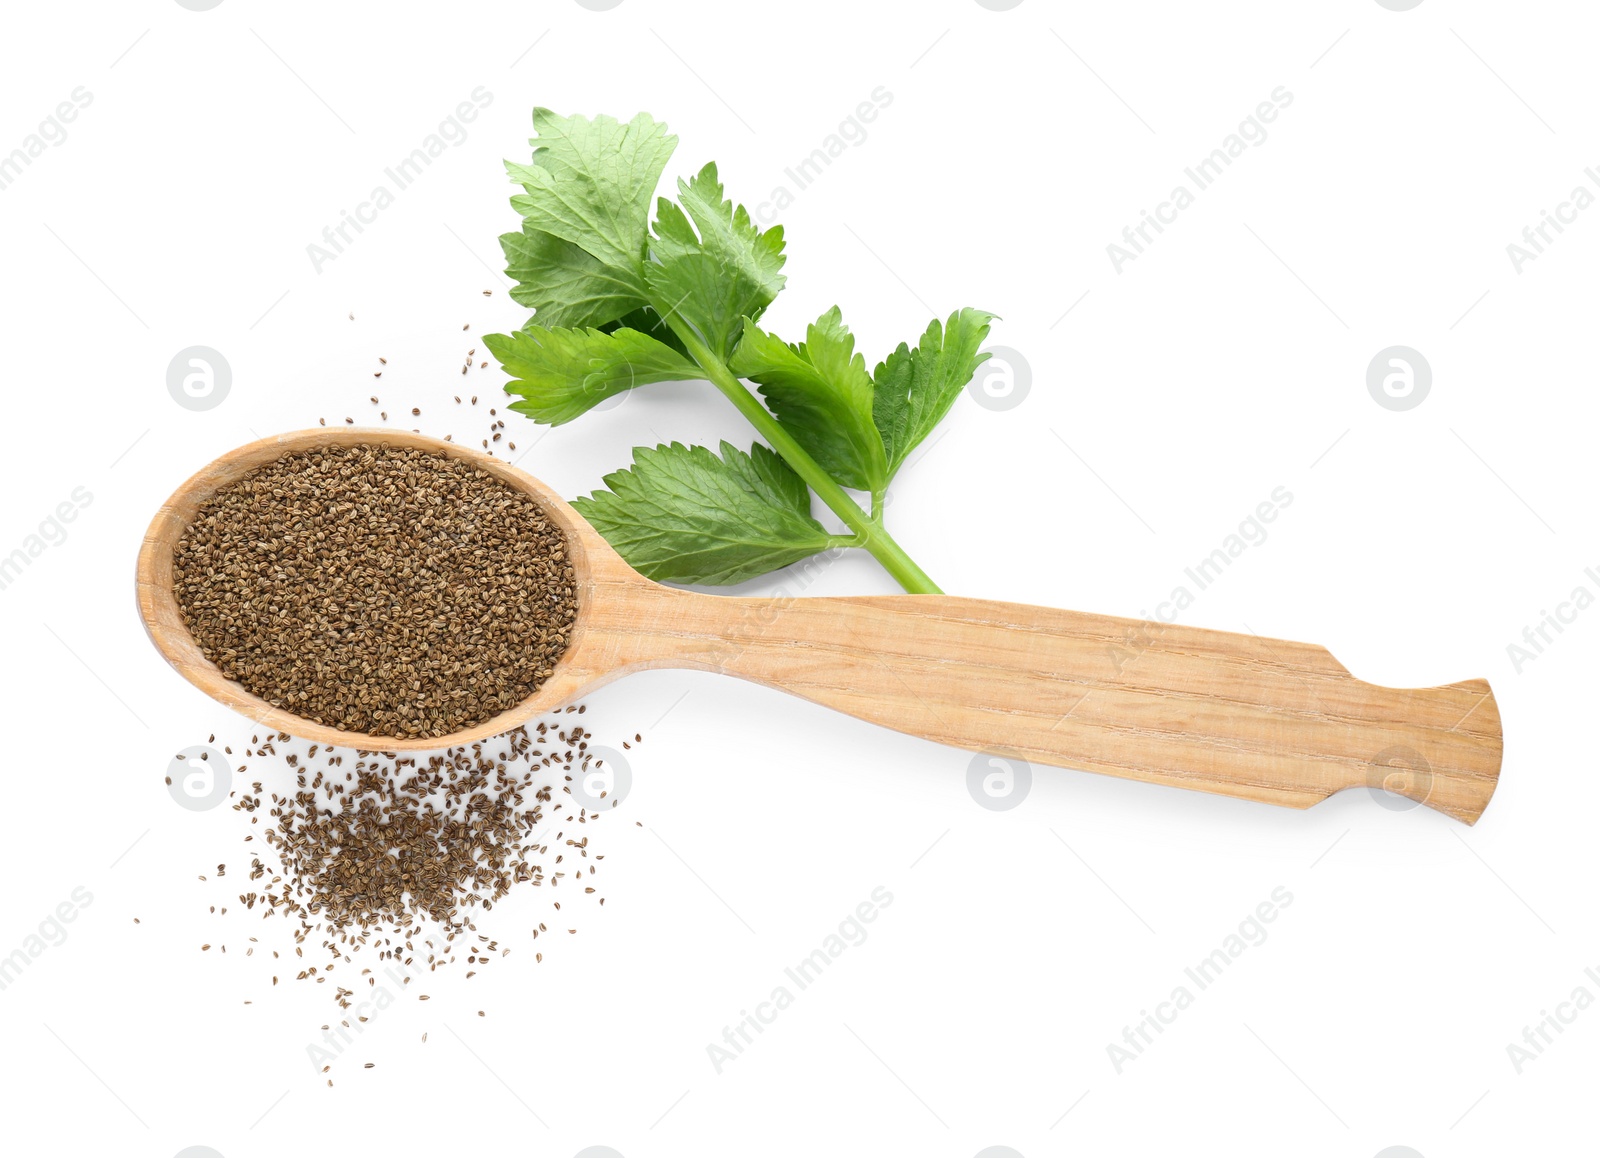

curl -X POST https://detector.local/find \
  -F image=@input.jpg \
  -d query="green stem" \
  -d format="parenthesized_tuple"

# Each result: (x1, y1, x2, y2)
(667, 325, 942, 595)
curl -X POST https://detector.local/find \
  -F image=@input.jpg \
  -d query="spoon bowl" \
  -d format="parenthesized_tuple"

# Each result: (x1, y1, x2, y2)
(137, 427, 649, 750)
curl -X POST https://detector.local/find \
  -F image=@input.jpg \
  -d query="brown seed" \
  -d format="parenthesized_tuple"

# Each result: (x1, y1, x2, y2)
(172, 445, 577, 740)
(207, 698, 625, 1020)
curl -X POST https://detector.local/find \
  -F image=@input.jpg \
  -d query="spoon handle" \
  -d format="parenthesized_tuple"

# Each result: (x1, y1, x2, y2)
(631, 592, 1501, 823)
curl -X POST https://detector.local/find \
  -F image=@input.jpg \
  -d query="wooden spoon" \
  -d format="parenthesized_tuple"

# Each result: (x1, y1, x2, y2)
(137, 429, 1503, 824)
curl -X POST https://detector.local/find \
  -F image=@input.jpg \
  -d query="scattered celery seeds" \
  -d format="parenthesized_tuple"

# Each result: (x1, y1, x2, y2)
(211, 717, 620, 1021)
(171, 444, 577, 738)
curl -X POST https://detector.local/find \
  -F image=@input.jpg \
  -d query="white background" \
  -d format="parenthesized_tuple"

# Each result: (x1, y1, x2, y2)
(0, 1, 1594, 1156)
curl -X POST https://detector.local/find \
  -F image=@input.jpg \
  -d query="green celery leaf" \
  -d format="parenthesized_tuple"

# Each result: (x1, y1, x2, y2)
(572, 441, 833, 585)
(872, 308, 996, 478)
(730, 307, 887, 493)
(645, 162, 785, 358)
(505, 109, 678, 307)
(602, 304, 690, 358)
(732, 436, 814, 516)
(487, 326, 701, 426)
(500, 221, 644, 329)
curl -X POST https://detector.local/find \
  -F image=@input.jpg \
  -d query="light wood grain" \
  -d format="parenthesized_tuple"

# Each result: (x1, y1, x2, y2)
(138, 429, 1503, 823)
